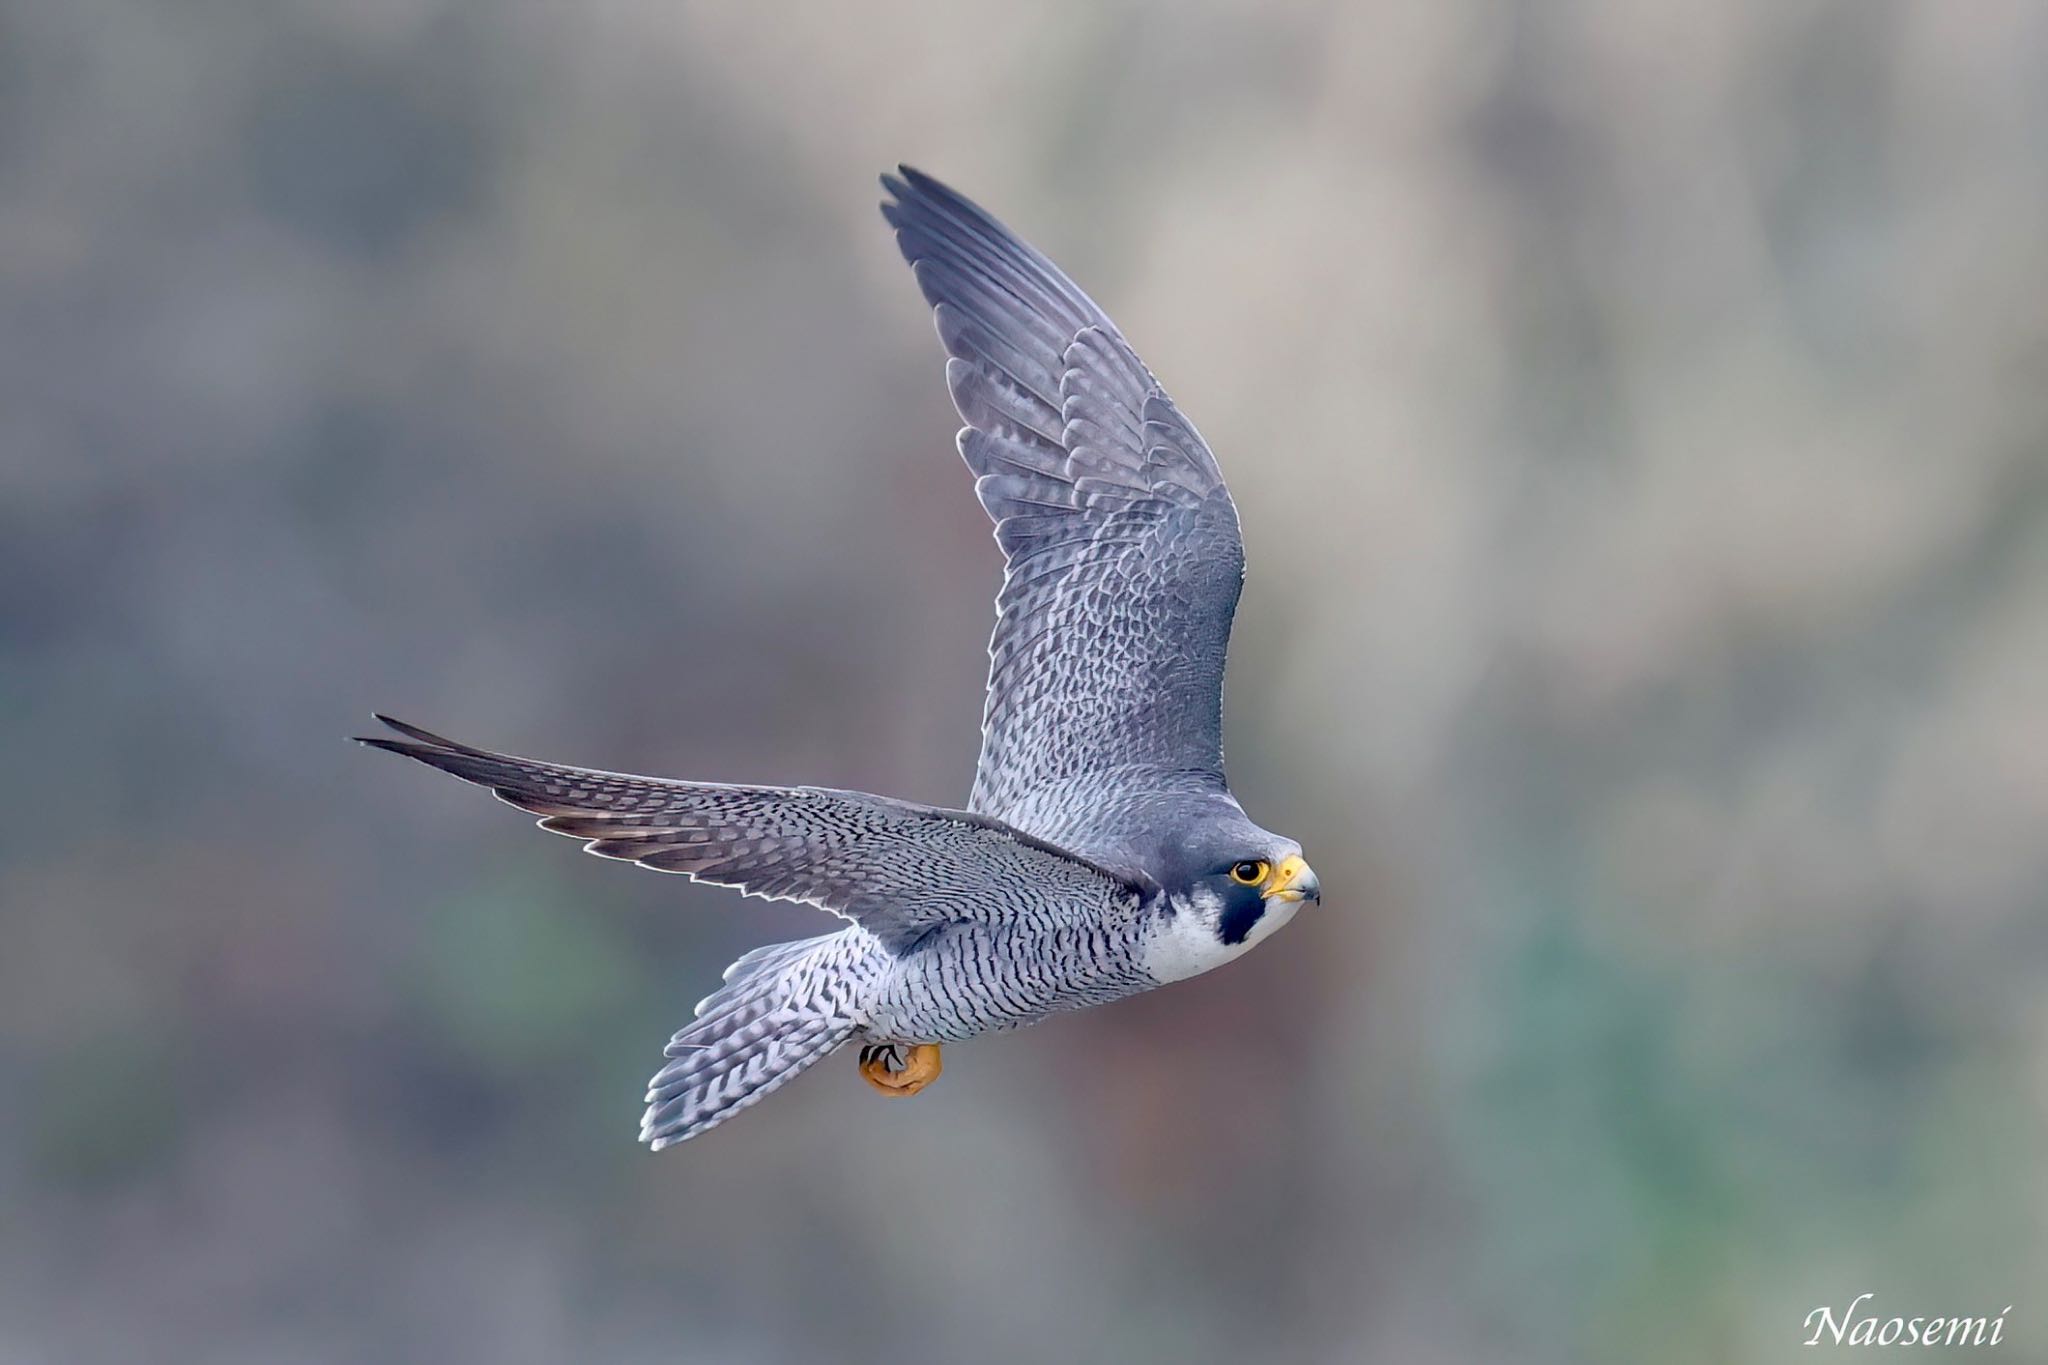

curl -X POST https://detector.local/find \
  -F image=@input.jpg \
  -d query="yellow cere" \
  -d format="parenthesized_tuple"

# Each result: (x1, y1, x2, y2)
(1260, 855, 1310, 898)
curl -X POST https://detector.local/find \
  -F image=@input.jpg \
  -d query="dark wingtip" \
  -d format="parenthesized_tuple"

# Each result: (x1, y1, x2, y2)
(355, 715, 499, 767)
(374, 713, 436, 742)
(362, 714, 496, 755)
(355, 735, 443, 760)
(354, 733, 508, 794)
(357, 716, 408, 747)
(882, 164, 946, 206)
(880, 169, 913, 225)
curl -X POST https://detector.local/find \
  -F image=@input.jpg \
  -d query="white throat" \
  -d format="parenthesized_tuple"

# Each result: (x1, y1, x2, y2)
(1141, 886, 1303, 984)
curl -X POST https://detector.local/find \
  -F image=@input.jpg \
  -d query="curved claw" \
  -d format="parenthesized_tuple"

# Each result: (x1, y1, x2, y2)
(857, 1042, 943, 1097)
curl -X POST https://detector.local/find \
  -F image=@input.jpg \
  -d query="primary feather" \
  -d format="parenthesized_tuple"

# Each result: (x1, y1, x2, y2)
(359, 715, 1141, 955)
(882, 167, 1248, 855)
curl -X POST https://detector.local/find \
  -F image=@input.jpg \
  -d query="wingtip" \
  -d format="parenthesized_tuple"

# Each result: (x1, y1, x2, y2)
(363, 714, 491, 754)
(882, 164, 942, 203)
(356, 714, 408, 747)
(367, 712, 428, 742)
(880, 170, 912, 221)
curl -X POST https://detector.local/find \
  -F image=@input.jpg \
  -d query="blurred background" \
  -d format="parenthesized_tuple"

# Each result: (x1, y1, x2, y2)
(4, 1, 2046, 1361)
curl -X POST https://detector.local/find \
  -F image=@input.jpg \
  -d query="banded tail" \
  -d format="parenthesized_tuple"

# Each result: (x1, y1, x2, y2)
(641, 931, 862, 1149)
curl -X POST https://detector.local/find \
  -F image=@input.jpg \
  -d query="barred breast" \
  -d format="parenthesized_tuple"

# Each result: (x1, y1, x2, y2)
(862, 906, 1161, 1043)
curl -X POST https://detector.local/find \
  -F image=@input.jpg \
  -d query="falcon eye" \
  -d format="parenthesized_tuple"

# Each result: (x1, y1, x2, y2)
(1229, 859, 1270, 886)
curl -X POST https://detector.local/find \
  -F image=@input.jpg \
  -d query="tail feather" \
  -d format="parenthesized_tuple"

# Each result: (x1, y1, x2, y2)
(639, 932, 859, 1149)
(718, 936, 823, 984)
(647, 1013, 785, 1102)
(640, 1018, 848, 1147)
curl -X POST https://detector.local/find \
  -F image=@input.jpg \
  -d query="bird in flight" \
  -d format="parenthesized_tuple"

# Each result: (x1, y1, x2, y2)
(363, 167, 1319, 1148)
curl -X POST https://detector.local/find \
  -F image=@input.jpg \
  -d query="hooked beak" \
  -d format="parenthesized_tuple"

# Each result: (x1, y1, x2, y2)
(1261, 854, 1320, 905)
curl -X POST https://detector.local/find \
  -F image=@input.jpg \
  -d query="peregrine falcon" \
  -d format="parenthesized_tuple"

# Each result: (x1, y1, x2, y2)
(362, 167, 1320, 1148)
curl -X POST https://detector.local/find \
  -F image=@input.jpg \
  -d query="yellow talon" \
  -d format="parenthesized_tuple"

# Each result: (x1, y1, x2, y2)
(858, 1042, 943, 1097)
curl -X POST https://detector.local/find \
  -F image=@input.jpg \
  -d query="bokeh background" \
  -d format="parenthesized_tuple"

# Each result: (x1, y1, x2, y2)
(5, 2, 2047, 1361)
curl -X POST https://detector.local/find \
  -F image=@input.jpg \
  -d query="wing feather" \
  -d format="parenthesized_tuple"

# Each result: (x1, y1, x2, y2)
(884, 168, 1246, 850)
(359, 716, 1140, 953)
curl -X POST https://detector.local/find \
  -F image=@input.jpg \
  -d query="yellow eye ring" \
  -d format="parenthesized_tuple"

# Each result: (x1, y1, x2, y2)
(1229, 859, 1270, 886)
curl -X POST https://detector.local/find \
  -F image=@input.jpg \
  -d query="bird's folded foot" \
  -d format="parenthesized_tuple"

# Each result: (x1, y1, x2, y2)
(858, 1042, 942, 1097)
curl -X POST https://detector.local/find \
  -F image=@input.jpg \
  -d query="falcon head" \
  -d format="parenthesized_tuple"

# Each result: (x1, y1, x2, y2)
(1134, 804, 1320, 983)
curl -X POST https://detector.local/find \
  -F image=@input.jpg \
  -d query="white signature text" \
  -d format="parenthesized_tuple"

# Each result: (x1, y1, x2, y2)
(1804, 1294, 2011, 1347)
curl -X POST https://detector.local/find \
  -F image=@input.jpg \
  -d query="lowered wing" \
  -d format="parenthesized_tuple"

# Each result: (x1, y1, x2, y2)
(360, 715, 1140, 953)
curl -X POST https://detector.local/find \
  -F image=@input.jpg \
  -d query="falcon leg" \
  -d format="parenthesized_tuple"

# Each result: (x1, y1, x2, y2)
(858, 1042, 943, 1097)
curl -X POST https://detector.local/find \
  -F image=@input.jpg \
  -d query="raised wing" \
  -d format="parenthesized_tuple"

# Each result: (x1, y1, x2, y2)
(359, 716, 1141, 953)
(883, 168, 1247, 843)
